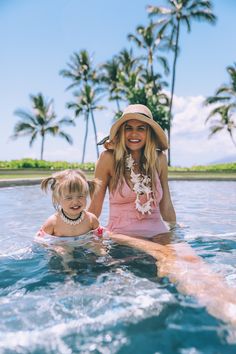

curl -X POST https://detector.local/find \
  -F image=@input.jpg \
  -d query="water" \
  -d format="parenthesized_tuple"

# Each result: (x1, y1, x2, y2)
(0, 181, 236, 353)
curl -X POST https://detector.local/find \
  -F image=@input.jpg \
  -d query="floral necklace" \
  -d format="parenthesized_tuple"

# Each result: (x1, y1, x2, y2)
(126, 154, 154, 215)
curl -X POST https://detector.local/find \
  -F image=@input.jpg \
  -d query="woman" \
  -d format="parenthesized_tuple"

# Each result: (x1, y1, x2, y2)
(88, 103, 176, 238)
(88, 104, 236, 325)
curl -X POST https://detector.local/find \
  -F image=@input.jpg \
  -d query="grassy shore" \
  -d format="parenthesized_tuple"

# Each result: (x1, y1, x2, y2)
(0, 169, 94, 180)
(0, 159, 235, 184)
(0, 168, 236, 182)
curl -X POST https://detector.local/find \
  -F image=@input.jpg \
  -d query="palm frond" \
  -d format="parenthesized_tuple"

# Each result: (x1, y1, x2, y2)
(157, 56, 170, 75)
(208, 125, 223, 137)
(14, 110, 38, 125)
(190, 10, 217, 23)
(147, 5, 172, 16)
(187, 1, 212, 11)
(58, 132, 73, 145)
(127, 34, 142, 47)
(181, 15, 191, 32)
(29, 131, 38, 147)
(57, 117, 76, 126)
(205, 96, 230, 105)
(13, 122, 35, 134)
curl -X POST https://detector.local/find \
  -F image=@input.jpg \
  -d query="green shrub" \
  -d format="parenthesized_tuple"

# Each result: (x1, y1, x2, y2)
(0, 159, 235, 172)
(169, 163, 236, 172)
(0, 158, 95, 171)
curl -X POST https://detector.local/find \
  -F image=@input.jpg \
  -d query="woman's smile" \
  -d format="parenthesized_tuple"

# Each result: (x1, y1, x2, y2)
(128, 139, 141, 143)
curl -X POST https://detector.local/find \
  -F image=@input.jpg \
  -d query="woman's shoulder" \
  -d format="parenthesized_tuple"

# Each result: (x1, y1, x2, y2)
(156, 151, 169, 181)
(157, 151, 167, 163)
(97, 150, 114, 171)
(99, 149, 114, 162)
(156, 151, 168, 174)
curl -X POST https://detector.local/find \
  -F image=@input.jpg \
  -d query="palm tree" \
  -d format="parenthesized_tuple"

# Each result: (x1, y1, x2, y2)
(205, 63, 236, 147)
(101, 57, 122, 112)
(60, 50, 98, 90)
(148, 0, 217, 165)
(67, 85, 105, 163)
(61, 50, 103, 161)
(12, 93, 75, 160)
(118, 48, 139, 75)
(116, 48, 143, 104)
(127, 21, 170, 77)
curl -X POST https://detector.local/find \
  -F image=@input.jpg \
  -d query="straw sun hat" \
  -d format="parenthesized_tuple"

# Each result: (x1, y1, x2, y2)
(100, 104, 168, 151)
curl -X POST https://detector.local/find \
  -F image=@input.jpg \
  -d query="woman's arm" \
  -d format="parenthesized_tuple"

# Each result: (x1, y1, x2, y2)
(88, 150, 113, 218)
(158, 152, 176, 223)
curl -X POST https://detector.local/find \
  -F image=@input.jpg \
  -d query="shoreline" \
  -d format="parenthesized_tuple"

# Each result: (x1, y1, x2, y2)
(1, 175, 236, 188)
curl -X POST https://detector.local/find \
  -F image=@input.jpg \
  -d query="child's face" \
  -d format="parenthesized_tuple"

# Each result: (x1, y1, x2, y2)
(59, 191, 87, 217)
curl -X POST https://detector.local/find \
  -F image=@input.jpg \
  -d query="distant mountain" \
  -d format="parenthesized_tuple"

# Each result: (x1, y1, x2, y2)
(209, 154, 236, 164)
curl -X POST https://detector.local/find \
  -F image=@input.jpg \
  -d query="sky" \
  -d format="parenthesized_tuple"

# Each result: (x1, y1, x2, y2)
(0, 0, 235, 167)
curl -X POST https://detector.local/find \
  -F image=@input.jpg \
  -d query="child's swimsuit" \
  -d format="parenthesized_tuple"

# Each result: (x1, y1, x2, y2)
(107, 174, 169, 238)
(35, 228, 105, 246)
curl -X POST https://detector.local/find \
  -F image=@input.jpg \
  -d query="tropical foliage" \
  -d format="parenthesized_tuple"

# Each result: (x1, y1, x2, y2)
(59, 50, 98, 90)
(67, 85, 105, 162)
(127, 21, 170, 76)
(0, 158, 95, 171)
(12, 93, 74, 160)
(1, 159, 236, 173)
(12, 2, 224, 166)
(60, 50, 104, 163)
(147, 0, 217, 165)
(204, 63, 236, 147)
(100, 56, 123, 112)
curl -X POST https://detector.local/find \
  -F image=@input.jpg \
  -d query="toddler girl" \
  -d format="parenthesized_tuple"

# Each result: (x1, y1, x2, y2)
(37, 169, 101, 238)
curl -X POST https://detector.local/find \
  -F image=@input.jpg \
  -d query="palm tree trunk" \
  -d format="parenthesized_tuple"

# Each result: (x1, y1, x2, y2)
(150, 56, 158, 94)
(41, 133, 45, 160)
(90, 109, 99, 158)
(229, 130, 236, 147)
(82, 112, 89, 163)
(149, 49, 153, 76)
(116, 98, 121, 112)
(168, 19, 180, 166)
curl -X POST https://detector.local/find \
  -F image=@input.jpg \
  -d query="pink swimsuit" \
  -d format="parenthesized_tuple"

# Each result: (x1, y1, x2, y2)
(107, 174, 169, 238)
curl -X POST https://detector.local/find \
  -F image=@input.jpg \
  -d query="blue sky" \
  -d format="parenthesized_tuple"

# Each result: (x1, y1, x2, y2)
(0, 0, 235, 166)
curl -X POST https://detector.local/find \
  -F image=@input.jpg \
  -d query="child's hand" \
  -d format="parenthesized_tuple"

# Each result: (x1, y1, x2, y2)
(36, 228, 46, 237)
(93, 226, 104, 237)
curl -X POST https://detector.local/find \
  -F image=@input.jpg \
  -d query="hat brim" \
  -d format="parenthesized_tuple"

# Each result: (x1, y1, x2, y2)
(109, 113, 168, 150)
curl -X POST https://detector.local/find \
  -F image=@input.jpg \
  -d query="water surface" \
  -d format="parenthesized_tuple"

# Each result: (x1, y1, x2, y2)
(0, 181, 236, 353)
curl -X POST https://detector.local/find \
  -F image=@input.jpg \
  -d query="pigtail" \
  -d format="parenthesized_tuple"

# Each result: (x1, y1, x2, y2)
(41, 176, 56, 193)
(87, 178, 101, 198)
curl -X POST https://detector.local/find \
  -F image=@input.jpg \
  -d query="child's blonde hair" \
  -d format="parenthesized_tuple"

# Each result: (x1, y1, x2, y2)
(111, 123, 160, 195)
(41, 169, 100, 210)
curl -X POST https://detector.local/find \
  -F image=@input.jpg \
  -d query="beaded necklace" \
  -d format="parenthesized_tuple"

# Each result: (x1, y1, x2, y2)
(59, 208, 84, 225)
(126, 154, 154, 215)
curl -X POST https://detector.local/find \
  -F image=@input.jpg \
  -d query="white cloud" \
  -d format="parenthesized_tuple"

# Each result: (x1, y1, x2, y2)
(171, 95, 236, 166)
(1, 95, 235, 166)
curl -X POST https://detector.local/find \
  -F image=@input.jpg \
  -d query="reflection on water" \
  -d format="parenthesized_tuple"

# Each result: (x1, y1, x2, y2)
(0, 182, 236, 353)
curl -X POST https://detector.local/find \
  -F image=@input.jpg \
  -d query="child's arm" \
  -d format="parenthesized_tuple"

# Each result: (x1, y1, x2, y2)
(89, 213, 99, 230)
(39, 215, 56, 236)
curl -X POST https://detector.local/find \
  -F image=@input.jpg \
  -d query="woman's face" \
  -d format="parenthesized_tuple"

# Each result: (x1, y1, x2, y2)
(124, 119, 147, 151)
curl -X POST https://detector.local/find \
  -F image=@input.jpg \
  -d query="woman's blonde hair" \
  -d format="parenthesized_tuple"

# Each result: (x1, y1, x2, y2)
(111, 123, 160, 195)
(41, 169, 100, 210)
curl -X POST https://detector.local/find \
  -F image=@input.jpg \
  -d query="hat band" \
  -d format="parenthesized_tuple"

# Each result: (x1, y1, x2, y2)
(127, 112, 152, 119)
